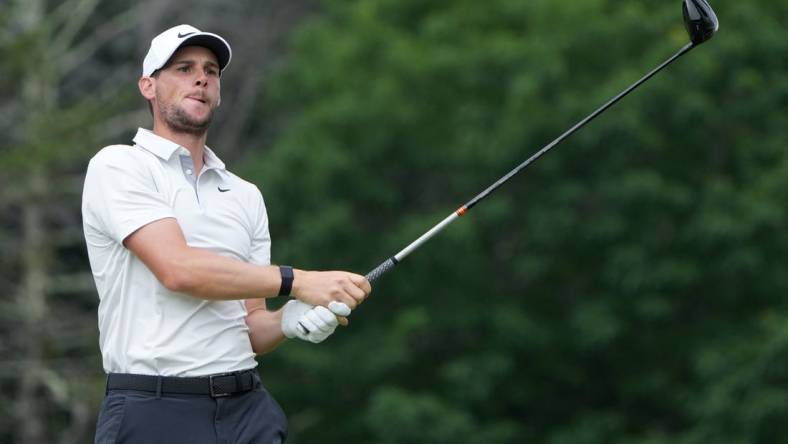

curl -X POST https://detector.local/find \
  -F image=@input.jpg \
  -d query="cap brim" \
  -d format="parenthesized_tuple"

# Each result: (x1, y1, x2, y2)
(178, 34, 232, 72)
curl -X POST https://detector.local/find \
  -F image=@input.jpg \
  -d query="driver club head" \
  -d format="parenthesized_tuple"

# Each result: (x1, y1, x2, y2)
(683, 0, 719, 45)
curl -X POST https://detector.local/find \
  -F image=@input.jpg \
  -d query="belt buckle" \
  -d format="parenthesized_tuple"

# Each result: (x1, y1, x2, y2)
(209, 372, 234, 398)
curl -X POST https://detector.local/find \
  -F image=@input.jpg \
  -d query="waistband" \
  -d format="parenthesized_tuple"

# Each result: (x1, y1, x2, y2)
(106, 369, 260, 398)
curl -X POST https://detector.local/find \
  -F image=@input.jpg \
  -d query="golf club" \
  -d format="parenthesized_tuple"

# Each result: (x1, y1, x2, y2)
(297, 1, 718, 336)
(364, 0, 719, 283)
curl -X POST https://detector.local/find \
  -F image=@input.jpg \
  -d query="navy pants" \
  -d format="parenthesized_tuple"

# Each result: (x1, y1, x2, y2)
(94, 376, 287, 443)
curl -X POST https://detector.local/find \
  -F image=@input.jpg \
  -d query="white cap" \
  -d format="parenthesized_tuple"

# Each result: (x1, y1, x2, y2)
(142, 24, 232, 77)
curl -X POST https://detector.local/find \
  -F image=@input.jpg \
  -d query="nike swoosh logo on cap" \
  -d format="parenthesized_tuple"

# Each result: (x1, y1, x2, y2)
(178, 32, 196, 38)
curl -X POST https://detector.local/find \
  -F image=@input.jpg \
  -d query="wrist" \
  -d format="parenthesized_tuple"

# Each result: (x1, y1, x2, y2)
(290, 269, 304, 297)
(280, 300, 302, 338)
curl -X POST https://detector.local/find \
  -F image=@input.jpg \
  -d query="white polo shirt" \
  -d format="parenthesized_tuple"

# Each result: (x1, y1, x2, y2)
(82, 128, 270, 376)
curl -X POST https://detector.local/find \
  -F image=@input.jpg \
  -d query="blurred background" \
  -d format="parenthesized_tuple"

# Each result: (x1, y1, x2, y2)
(2, 0, 787, 442)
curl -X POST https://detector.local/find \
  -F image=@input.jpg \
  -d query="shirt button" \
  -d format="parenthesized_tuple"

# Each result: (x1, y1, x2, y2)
(186, 169, 193, 175)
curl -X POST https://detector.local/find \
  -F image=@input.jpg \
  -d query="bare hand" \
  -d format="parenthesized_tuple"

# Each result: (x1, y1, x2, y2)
(291, 270, 371, 310)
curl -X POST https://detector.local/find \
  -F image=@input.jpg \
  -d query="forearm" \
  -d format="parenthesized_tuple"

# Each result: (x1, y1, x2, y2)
(245, 306, 287, 355)
(124, 218, 370, 305)
(165, 246, 282, 300)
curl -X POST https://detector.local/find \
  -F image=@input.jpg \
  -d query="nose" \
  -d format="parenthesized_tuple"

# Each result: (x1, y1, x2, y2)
(194, 71, 208, 87)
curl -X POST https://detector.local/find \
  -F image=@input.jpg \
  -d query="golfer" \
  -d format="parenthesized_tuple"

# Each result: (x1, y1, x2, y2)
(82, 24, 371, 443)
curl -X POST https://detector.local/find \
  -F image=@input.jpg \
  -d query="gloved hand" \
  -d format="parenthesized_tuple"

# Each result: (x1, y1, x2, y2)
(281, 300, 340, 344)
(305, 301, 352, 333)
(328, 301, 352, 317)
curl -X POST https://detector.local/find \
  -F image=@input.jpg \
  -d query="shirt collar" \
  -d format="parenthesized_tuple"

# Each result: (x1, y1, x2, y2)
(202, 145, 226, 171)
(132, 128, 226, 171)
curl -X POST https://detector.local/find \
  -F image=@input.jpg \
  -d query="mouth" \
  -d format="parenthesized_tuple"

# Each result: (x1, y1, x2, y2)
(186, 96, 207, 105)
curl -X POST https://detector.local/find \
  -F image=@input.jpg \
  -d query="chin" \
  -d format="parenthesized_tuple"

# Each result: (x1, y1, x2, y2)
(183, 107, 213, 122)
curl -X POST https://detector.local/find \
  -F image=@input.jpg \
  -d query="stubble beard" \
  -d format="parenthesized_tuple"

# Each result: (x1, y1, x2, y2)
(157, 99, 214, 136)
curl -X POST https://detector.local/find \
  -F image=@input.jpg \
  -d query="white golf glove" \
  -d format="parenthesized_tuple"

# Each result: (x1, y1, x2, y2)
(328, 301, 352, 317)
(281, 300, 341, 344)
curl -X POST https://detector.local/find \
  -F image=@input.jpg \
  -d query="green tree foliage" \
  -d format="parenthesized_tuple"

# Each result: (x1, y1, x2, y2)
(0, 1, 313, 442)
(0, 2, 143, 442)
(246, 0, 788, 442)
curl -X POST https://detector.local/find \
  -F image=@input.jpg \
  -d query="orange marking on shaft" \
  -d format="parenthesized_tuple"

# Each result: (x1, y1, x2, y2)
(456, 206, 467, 216)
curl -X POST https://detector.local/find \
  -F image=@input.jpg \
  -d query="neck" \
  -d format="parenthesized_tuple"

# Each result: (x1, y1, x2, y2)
(152, 119, 207, 173)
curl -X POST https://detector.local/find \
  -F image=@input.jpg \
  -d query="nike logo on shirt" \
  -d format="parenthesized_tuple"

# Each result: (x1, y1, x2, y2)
(218, 187, 231, 192)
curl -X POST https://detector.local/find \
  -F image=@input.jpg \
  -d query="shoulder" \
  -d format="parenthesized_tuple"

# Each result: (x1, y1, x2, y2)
(86, 145, 159, 179)
(88, 145, 149, 173)
(89, 145, 148, 167)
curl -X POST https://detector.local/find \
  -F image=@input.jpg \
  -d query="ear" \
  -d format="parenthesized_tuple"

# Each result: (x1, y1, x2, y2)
(138, 76, 156, 101)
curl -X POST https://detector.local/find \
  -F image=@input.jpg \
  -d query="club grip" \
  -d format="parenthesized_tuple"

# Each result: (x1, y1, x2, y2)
(365, 258, 397, 283)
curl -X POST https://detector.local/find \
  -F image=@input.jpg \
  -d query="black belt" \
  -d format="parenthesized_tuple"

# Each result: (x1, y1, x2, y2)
(106, 369, 260, 398)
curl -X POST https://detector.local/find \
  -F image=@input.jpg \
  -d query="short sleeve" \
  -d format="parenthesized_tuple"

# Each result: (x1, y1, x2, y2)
(248, 186, 271, 265)
(82, 147, 175, 244)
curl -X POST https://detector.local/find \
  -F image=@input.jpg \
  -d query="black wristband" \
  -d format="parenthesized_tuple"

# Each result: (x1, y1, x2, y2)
(278, 265, 294, 296)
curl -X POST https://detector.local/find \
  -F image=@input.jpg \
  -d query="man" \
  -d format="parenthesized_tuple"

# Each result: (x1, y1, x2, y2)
(82, 24, 371, 443)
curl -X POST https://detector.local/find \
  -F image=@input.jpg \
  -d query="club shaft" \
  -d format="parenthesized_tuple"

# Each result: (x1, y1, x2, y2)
(464, 42, 694, 211)
(366, 42, 695, 283)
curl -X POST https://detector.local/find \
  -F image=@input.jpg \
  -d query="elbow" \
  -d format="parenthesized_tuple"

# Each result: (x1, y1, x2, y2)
(159, 262, 195, 293)
(161, 273, 185, 292)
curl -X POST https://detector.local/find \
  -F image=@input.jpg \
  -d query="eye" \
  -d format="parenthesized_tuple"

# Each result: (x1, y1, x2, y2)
(207, 68, 219, 77)
(177, 66, 190, 73)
